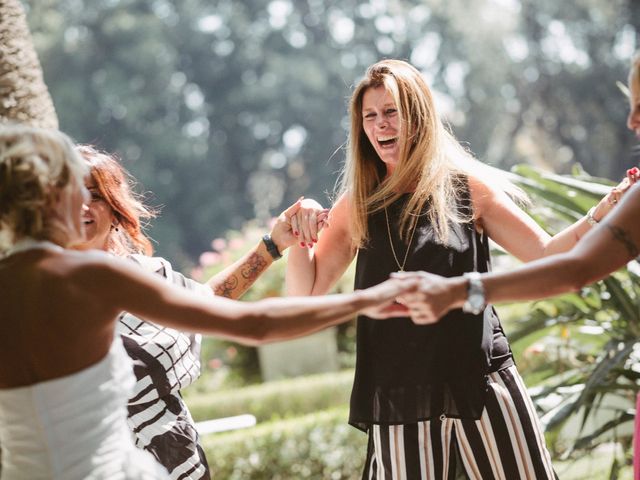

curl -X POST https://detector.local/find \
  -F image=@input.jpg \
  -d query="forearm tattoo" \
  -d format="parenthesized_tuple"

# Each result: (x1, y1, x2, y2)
(606, 224, 639, 258)
(240, 252, 268, 281)
(214, 275, 239, 298)
(214, 253, 268, 299)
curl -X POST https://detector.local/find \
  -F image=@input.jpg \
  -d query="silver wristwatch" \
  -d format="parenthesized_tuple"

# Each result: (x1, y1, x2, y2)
(462, 272, 486, 315)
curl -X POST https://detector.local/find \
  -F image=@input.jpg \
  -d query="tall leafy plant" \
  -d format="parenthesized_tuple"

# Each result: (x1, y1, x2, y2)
(509, 165, 639, 472)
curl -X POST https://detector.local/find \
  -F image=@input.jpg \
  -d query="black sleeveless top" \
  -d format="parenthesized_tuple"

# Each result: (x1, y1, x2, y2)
(349, 184, 514, 431)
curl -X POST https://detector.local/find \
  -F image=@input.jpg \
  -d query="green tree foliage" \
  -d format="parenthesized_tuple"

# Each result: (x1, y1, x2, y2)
(22, 0, 638, 264)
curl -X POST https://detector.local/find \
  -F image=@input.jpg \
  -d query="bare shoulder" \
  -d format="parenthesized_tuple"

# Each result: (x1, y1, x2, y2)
(42, 248, 115, 276)
(326, 193, 355, 244)
(331, 192, 351, 214)
(329, 193, 353, 228)
(40, 249, 139, 295)
(466, 174, 498, 219)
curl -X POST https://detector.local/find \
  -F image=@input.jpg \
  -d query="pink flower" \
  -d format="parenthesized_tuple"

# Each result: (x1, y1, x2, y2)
(208, 358, 223, 369)
(226, 346, 238, 359)
(199, 251, 221, 266)
(229, 238, 245, 250)
(211, 238, 227, 251)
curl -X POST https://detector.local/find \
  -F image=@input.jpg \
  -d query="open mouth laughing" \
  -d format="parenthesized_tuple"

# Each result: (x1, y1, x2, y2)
(377, 135, 398, 149)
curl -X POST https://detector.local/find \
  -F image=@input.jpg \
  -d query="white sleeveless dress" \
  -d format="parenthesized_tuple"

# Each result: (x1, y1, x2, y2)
(0, 338, 170, 480)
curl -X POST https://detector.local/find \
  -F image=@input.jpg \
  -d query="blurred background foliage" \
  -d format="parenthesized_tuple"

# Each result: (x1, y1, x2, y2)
(187, 221, 356, 391)
(12, 0, 640, 476)
(22, 0, 639, 267)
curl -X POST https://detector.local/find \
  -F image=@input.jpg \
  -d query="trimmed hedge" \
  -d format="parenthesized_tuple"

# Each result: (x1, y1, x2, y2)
(185, 370, 354, 422)
(202, 407, 367, 479)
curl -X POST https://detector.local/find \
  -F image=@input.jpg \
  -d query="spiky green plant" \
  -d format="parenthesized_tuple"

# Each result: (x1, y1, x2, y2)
(509, 165, 639, 473)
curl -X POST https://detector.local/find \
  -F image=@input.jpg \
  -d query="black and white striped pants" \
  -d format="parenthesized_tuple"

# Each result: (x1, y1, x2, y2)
(362, 366, 557, 480)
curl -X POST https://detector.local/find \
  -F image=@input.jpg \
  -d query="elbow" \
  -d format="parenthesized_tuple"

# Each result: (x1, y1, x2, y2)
(243, 322, 271, 346)
(238, 297, 306, 345)
(561, 255, 592, 293)
(231, 305, 273, 346)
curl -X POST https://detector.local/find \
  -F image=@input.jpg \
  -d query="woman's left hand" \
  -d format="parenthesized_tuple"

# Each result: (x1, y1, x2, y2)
(270, 197, 329, 253)
(591, 166, 640, 221)
(289, 198, 330, 248)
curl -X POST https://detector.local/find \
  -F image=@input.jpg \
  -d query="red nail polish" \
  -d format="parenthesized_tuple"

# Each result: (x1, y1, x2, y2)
(630, 167, 639, 175)
(294, 231, 299, 236)
(307, 243, 313, 248)
(300, 242, 305, 247)
(312, 238, 317, 243)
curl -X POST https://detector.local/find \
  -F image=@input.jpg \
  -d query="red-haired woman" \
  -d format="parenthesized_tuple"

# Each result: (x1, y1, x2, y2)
(73, 146, 326, 479)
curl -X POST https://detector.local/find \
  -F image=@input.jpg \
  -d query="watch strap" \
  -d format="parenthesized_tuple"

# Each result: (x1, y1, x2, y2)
(262, 234, 282, 260)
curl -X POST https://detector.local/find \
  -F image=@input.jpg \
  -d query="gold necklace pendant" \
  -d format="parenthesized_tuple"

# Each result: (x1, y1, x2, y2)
(384, 207, 418, 272)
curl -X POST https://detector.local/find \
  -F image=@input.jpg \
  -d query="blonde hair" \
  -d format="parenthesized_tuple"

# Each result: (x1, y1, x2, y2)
(628, 52, 640, 102)
(339, 59, 524, 247)
(0, 124, 87, 251)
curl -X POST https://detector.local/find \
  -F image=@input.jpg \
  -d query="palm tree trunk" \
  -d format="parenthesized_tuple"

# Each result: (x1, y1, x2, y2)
(0, 0, 58, 128)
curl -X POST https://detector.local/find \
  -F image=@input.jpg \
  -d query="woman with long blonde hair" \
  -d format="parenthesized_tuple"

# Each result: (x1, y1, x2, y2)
(286, 59, 631, 479)
(393, 52, 640, 480)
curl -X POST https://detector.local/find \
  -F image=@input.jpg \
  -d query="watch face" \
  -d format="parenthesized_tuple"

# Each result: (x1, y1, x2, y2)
(468, 293, 484, 310)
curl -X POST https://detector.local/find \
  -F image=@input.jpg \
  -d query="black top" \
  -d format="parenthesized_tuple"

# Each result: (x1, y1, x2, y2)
(349, 183, 513, 431)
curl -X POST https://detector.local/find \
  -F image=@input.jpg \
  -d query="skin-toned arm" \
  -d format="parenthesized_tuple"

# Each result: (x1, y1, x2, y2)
(395, 184, 640, 324)
(88, 252, 418, 346)
(470, 171, 637, 262)
(285, 193, 358, 296)
(206, 199, 328, 299)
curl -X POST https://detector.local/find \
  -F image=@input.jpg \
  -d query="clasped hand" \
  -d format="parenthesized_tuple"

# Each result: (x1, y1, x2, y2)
(270, 197, 330, 251)
(390, 271, 453, 325)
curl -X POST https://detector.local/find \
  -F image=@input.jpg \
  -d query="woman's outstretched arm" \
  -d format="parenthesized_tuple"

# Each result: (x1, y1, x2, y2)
(470, 169, 639, 262)
(395, 184, 640, 323)
(81, 250, 417, 346)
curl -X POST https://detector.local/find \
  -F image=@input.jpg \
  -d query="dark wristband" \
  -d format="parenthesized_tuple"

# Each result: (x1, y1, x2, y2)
(262, 234, 282, 260)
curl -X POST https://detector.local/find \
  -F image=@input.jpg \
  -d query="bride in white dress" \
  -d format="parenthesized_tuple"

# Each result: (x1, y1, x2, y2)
(0, 125, 419, 480)
(0, 331, 169, 479)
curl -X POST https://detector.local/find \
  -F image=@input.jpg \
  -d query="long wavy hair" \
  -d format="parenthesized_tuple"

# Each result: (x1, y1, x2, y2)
(339, 59, 524, 247)
(76, 145, 156, 256)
